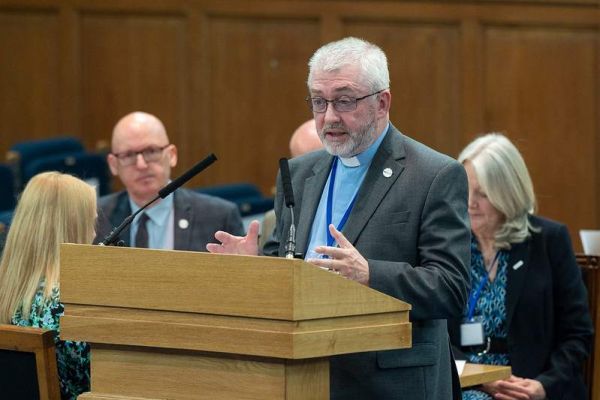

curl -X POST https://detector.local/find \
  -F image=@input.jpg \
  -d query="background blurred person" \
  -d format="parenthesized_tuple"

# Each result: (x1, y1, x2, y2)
(260, 118, 324, 248)
(450, 133, 593, 400)
(95, 111, 244, 249)
(0, 171, 97, 399)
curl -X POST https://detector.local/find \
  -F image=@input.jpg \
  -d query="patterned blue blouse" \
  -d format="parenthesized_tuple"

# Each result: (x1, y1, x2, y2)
(11, 282, 90, 400)
(462, 238, 510, 400)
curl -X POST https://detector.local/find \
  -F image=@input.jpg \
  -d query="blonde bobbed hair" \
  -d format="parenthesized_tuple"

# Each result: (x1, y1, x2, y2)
(0, 171, 97, 323)
(458, 133, 537, 249)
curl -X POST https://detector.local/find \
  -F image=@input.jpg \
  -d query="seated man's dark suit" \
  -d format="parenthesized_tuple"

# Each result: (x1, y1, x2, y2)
(94, 188, 244, 250)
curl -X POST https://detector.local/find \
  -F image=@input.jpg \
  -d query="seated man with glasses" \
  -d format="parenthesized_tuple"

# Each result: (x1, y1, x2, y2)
(94, 111, 244, 250)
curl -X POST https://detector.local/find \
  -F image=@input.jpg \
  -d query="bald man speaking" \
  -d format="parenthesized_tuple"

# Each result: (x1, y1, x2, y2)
(94, 111, 244, 250)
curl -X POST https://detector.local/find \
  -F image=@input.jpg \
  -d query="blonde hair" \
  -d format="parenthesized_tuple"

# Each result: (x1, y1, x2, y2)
(458, 133, 537, 249)
(0, 172, 97, 323)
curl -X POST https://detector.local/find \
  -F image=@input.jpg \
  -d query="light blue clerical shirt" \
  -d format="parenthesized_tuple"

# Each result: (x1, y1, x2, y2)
(129, 191, 175, 249)
(305, 123, 390, 259)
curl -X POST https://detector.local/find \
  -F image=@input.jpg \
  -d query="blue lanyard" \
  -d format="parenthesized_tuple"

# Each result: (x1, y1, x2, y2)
(326, 157, 358, 247)
(466, 252, 500, 321)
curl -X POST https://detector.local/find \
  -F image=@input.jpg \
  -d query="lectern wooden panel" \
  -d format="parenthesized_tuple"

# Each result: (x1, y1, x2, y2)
(60, 244, 411, 400)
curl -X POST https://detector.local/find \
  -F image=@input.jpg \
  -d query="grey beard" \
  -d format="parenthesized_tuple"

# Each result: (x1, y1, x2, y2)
(321, 119, 378, 158)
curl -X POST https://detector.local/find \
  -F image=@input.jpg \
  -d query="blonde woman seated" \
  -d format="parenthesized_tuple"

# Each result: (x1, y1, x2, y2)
(449, 134, 593, 400)
(0, 172, 97, 400)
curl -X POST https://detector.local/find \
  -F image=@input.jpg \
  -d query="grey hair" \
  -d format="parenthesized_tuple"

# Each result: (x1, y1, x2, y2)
(458, 133, 538, 249)
(307, 37, 390, 92)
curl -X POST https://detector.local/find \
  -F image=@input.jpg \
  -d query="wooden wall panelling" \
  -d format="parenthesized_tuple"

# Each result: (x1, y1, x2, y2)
(79, 10, 188, 190)
(320, 13, 343, 43)
(344, 19, 462, 157)
(186, 9, 212, 188)
(59, 6, 81, 141)
(0, 0, 597, 216)
(206, 14, 320, 193)
(596, 18, 600, 248)
(460, 18, 485, 142)
(0, 9, 61, 152)
(483, 25, 598, 248)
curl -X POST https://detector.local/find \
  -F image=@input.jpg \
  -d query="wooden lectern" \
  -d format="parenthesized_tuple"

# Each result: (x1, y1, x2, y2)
(60, 244, 411, 400)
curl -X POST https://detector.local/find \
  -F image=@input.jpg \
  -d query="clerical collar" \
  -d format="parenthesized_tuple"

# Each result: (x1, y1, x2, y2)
(339, 156, 360, 167)
(338, 122, 390, 168)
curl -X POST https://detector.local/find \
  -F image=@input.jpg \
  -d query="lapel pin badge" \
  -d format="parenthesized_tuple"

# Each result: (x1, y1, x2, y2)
(178, 219, 189, 229)
(383, 168, 393, 178)
(512, 260, 524, 270)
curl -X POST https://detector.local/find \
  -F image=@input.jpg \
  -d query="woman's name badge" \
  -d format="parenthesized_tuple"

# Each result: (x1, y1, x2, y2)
(460, 317, 485, 347)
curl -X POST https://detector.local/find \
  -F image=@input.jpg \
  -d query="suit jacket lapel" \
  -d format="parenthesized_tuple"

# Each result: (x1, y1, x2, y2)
(173, 190, 193, 250)
(113, 193, 133, 247)
(295, 155, 334, 255)
(342, 126, 406, 245)
(505, 240, 530, 330)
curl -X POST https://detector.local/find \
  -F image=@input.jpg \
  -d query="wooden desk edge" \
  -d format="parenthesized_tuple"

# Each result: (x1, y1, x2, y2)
(460, 363, 512, 388)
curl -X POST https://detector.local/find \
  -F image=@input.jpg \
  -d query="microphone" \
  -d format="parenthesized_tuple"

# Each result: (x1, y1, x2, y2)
(279, 158, 297, 259)
(100, 153, 218, 246)
(158, 153, 217, 199)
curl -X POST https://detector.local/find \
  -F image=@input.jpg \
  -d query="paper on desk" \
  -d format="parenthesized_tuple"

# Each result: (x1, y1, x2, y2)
(455, 360, 466, 375)
(580, 230, 600, 255)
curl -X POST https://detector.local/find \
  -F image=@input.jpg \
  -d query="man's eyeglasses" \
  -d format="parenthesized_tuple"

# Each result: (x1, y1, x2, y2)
(306, 88, 387, 113)
(111, 145, 170, 167)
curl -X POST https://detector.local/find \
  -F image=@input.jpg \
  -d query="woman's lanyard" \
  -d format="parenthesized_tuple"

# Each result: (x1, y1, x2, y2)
(466, 251, 500, 321)
(326, 157, 358, 247)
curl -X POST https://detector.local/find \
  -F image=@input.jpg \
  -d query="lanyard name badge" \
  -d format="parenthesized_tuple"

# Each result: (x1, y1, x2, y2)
(460, 252, 500, 347)
(326, 157, 358, 248)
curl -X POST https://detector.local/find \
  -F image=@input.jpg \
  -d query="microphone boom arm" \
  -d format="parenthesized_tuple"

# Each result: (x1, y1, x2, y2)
(99, 153, 218, 246)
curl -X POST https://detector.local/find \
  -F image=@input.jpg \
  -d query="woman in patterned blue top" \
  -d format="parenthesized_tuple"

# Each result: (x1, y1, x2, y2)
(449, 134, 593, 400)
(0, 171, 97, 400)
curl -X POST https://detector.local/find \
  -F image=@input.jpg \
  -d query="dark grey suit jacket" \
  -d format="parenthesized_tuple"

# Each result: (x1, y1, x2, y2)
(94, 188, 244, 251)
(264, 125, 471, 400)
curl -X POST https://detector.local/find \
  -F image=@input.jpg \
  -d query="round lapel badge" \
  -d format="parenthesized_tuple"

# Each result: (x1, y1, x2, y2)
(383, 168, 393, 178)
(178, 218, 189, 229)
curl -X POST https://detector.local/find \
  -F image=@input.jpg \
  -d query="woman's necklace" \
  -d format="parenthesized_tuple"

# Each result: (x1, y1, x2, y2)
(485, 251, 499, 281)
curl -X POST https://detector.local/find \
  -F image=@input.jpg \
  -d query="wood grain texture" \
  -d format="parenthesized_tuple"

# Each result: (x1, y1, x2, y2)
(0, 324, 61, 400)
(60, 243, 410, 399)
(60, 244, 411, 359)
(345, 20, 462, 157)
(0, 9, 60, 152)
(460, 363, 511, 388)
(61, 307, 410, 359)
(79, 394, 159, 400)
(285, 359, 329, 400)
(60, 244, 410, 320)
(483, 25, 598, 243)
(0, 0, 597, 249)
(88, 346, 327, 400)
(206, 15, 320, 189)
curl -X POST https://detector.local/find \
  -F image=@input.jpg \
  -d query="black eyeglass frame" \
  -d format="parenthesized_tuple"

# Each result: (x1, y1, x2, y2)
(305, 88, 388, 113)
(111, 144, 171, 166)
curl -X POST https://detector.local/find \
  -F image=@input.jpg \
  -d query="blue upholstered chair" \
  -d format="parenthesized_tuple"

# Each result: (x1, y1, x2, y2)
(196, 183, 274, 217)
(7, 137, 111, 196)
(7, 137, 85, 191)
(23, 153, 111, 196)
